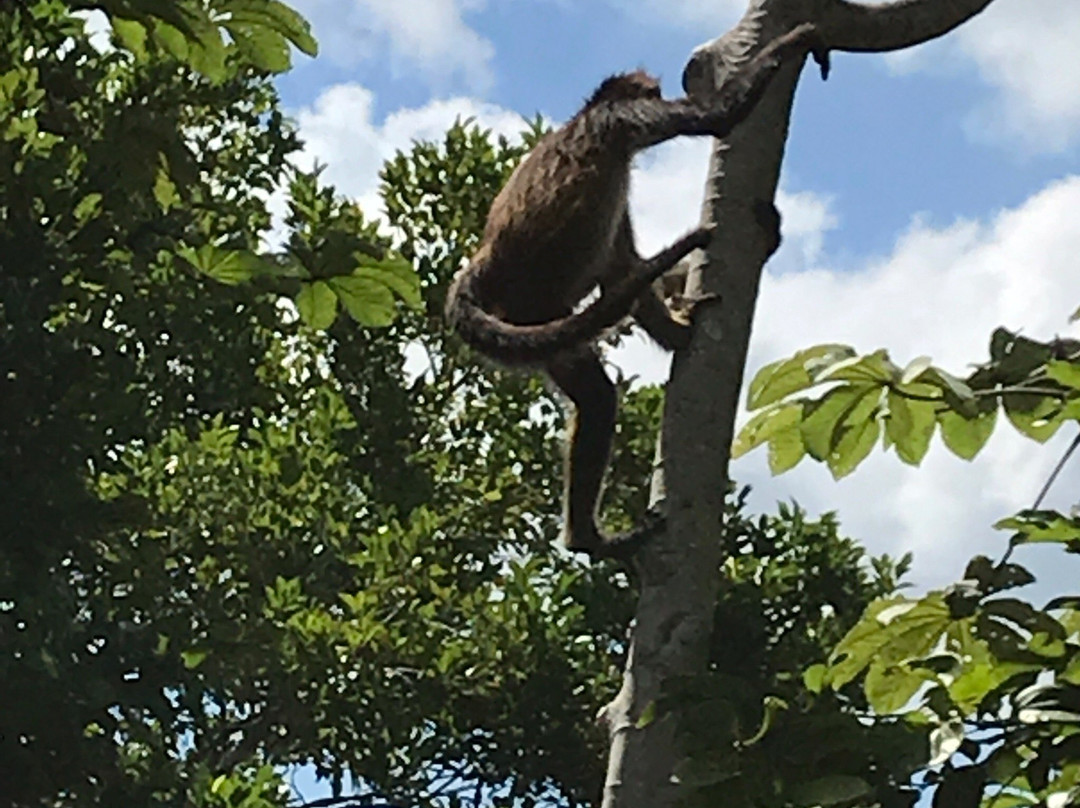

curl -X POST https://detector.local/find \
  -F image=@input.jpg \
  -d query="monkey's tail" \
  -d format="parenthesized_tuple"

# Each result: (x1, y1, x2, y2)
(446, 228, 709, 365)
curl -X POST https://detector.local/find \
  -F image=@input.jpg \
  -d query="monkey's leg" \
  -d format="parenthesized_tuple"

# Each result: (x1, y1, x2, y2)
(548, 352, 662, 560)
(548, 352, 616, 555)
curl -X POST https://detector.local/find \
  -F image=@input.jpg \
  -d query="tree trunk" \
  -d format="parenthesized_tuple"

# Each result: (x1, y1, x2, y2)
(599, 1, 998, 806)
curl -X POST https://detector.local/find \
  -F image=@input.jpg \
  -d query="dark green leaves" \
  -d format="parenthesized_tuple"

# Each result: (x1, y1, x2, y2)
(84, 0, 317, 80)
(292, 255, 421, 329)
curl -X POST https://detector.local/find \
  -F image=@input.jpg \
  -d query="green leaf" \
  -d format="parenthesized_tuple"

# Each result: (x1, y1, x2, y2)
(228, 24, 291, 73)
(995, 510, 1080, 547)
(827, 415, 880, 479)
(73, 192, 103, 225)
(801, 387, 866, 461)
(225, 0, 318, 56)
(732, 403, 800, 460)
(865, 662, 927, 714)
(803, 663, 827, 693)
(743, 695, 787, 745)
(328, 274, 397, 327)
(1015, 683, 1080, 723)
(636, 700, 657, 728)
(885, 391, 936, 465)
(984, 598, 1065, 640)
(150, 21, 190, 62)
(146, 4, 227, 82)
(995, 333, 1053, 383)
(110, 17, 148, 60)
(939, 409, 996, 460)
(296, 281, 338, 330)
(925, 367, 976, 413)
(789, 776, 871, 807)
(1004, 395, 1063, 443)
(768, 414, 806, 474)
(354, 255, 422, 308)
(900, 355, 933, 385)
(1047, 360, 1080, 391)
(178, 245, 268, 285)
(829, 595, 950, 688)
(181, 648, 208, 669)
(819, 349, 899, 384)
(746, 344, 855, 409)
(153, 167, 179, 211)
(949, 661, 1038, 713)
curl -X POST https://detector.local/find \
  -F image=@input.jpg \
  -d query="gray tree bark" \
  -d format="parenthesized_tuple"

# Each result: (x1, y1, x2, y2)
(599, 1, 998, 806)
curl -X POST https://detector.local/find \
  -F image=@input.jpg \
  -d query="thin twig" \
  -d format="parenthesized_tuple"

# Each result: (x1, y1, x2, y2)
(1032, 427, 1080, 510)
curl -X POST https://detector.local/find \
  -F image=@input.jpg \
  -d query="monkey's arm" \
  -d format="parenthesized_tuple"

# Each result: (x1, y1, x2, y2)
(621, 23, 821, 150)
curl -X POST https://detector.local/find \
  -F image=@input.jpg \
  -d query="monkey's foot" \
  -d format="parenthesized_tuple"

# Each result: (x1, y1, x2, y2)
(650, 318, 692, 352)
(693, 224, 719, 249)
(677, 292, 723, 321)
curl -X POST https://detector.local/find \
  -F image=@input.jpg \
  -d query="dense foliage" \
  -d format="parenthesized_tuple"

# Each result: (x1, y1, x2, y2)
(739, 311, 1080, 806)
(12, 2, 1075, 807)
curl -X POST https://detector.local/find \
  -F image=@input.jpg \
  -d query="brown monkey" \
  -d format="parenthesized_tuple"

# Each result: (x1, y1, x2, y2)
(445, 24, 823, 558)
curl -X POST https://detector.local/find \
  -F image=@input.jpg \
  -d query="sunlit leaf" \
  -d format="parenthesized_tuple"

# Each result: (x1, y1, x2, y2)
(827, 416, 879, 479)
(746, 344, 855, 409)
(939, 409, 996, 460)
(1047, 360, 1080, 391)
(886, 391, 935, 465)
(296, 281, 337, 329)
(354, 254, 422, 308)
(329, 274, 397, 327)
(732, 403, 801, 459)
(181, 648, 208, 669)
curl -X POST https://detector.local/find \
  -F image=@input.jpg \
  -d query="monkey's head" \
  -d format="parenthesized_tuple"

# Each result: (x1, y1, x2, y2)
(584, 70, 662, 108)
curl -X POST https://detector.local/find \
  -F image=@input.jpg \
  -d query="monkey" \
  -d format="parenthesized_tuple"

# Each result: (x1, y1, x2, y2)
(445, 24, 824, 559)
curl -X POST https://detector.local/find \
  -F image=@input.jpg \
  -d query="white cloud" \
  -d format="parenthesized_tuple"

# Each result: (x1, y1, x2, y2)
(630, 139, 838, 264)
(287, 82, 526, 220)
(957, 0, 1080, 150)
(616, 139, 1080, 590)
(885, 0, 1080, 151)
(290, 0, 495, 92)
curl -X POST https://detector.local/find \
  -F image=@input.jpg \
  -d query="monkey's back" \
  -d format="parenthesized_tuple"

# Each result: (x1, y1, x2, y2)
(471, 116, 631, 323)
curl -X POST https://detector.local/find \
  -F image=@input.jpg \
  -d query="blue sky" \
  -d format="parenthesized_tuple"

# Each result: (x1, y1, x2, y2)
(273, 0, 1080, 593)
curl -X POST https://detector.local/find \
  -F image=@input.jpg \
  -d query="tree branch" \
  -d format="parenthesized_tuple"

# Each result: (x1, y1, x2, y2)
(820, 0, 995, 53)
